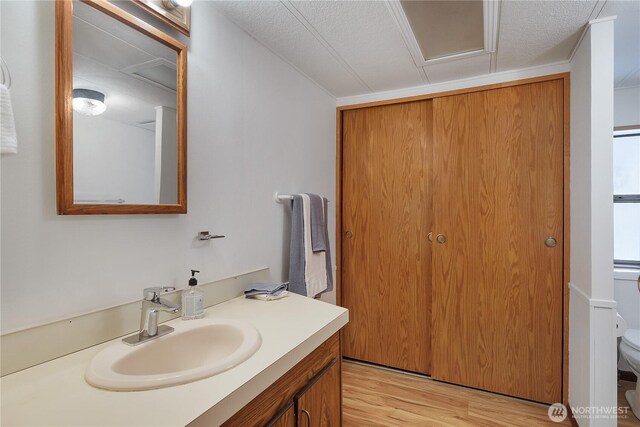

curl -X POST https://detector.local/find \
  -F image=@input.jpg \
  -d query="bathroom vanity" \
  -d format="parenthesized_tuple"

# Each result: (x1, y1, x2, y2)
(199, 333, 341, 426)
(0, 294, 348, 426)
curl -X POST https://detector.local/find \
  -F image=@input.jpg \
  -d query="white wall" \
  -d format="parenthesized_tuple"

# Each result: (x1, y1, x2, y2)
(611, 127, 640, 372)
(615, 273, 640, 331)
(614, 86, 640, 127)
(0, 0, 336, 332)
(611, 35, 640, 376)
(154, 106, 177, 204)
(74, 112, 156, 204)
(613, 126, 640, 369)
(568, 18, 617, 427)
(615, 271, 640, 372)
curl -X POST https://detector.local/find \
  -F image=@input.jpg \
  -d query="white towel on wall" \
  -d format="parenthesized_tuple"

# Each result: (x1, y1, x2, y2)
(1, 83, 17, 155)
(301, 194, 328, 297)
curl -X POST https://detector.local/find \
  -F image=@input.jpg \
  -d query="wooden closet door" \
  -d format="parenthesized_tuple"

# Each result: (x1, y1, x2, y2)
(341, 101, 432, 374)
(431, 80, 564, 403)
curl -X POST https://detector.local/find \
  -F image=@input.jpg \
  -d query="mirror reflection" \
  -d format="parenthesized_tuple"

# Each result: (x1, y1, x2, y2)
(72, 1, 178, 205)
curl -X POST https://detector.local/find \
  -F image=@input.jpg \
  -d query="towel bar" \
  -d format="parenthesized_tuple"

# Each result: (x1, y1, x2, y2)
(274, 192, 330, 204)
(274, 192, 293, 203)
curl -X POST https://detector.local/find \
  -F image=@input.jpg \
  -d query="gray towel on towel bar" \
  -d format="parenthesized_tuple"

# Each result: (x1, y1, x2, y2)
(307, 193, 327, 253)
(244, 282, 288, 297)
(288, 194, 307, 296)
(288, 194, 333, 296)
(322, 196, 333, 293)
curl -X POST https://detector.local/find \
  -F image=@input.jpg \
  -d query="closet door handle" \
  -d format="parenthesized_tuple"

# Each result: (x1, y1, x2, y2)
(345, 230, 353, 239)
(428, 232, 433, 242)
(301, 409, 311, 426)
(545, 237, 557, 248)
(436, 234, 447, 244)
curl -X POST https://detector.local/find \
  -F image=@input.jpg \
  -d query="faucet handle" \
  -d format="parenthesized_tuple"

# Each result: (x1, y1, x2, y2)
(143, 286, 176, 301)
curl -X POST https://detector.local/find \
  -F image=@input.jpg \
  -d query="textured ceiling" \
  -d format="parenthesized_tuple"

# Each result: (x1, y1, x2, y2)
(495, 0, 597, 71)
(211, 0, 640, 98)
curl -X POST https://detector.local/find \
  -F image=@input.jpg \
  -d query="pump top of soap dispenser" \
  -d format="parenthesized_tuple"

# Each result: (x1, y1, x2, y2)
(189, 269, 200, 287)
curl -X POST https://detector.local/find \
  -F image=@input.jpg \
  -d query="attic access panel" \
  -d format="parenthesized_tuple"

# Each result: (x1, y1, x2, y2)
(400, 0, 484, 60)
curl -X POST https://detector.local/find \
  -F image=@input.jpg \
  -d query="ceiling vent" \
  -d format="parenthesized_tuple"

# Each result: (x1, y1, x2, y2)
(121, 58, 177, 92)
(386, 0, 500, 66)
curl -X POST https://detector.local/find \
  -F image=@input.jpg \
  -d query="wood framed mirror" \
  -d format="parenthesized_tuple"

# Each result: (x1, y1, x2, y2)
(55, 0, 187, 215)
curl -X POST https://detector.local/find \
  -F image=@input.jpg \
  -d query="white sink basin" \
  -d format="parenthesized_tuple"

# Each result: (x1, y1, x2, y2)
(85, 318, 261, 391)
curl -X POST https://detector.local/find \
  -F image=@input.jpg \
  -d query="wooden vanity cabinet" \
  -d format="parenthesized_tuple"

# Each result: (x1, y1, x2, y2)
(267, 401, 295, 427)
(189, 332, 341, 427)
(295, 359, 340, 426)
(267, 359, 339, 427)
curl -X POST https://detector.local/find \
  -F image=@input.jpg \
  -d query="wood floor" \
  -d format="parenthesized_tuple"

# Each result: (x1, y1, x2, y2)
(342, 361, 640, 427)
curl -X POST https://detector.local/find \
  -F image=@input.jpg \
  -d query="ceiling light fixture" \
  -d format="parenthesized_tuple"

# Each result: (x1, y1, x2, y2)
(163, 0, 192, 10)
(72, 89, 106, 116)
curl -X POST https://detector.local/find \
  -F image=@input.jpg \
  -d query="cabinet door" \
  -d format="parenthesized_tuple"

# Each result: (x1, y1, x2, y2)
(296, 360, 340, 427)
(431, 80, 564, 403)
(267, 402, 295, 427)
(342, 100, 433, 374)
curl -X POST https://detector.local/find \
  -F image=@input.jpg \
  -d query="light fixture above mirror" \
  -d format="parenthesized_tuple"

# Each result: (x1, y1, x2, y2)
(134, 0, 192, 36)
(163, 0, 192, 10)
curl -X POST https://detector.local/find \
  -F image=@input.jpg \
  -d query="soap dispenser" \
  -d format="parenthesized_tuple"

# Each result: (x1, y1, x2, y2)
(182, 270, 204, 320)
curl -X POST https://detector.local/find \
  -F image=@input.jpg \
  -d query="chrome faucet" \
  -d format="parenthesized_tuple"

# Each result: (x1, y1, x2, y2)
(122, 286, 180, 346)
(140, 286, 180, 335)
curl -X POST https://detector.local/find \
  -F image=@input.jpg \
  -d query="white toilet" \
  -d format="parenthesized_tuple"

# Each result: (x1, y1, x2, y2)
(620, 328, 640, 419)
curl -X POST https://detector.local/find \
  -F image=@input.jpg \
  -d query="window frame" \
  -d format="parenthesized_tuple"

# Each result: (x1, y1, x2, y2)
(613, 127, 640, 269)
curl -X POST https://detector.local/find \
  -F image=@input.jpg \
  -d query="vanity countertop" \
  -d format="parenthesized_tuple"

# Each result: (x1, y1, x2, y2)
(0, 294, 348, 427)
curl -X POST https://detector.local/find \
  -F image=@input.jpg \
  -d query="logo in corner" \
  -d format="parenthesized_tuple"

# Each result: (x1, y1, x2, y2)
(548, 403, 568, 422)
